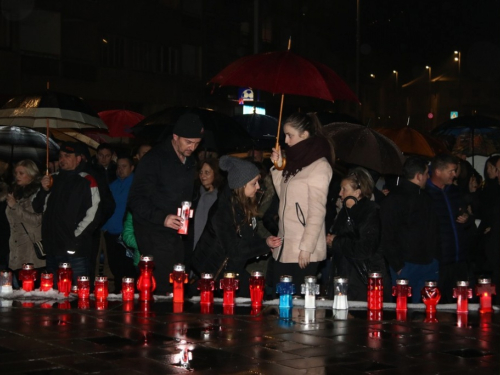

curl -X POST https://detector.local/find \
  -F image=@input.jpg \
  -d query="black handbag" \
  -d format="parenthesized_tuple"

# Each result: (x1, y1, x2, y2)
(20, 223, 46, 260)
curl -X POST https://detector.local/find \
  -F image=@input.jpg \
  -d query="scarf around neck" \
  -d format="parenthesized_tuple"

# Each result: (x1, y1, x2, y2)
(282, 136, 332, 181)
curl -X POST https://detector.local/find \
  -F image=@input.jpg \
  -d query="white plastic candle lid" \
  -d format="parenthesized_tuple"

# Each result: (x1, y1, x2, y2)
(305, 276, 317, 283)
(396, 279, 409, 285)
(181, 201, 191, 207)
(22, 263, 35, 270)
(251, 271, 264, 277)
(59, 262, 71, 269)
(173, 264, 185, 272)
(368, 272, 382, 278)
(77, 276, 89, 282)
(478, 278, 491, 284)
(122, 277, 134, 283)
(280, 275, 293, 282)
(201, 273, 213, 279)
(425, 280, 438, 287)
(456, 280, 469, 287)
(95, 276, 107, 282)
(41, 272, 52, 279)
(224, 272, 236, 278)
(334, 277, 348, 283)
(141, 255, 153, 262)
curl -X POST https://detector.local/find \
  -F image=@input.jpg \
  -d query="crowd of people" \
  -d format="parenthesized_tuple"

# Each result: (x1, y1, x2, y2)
(1, 111, 499, 305)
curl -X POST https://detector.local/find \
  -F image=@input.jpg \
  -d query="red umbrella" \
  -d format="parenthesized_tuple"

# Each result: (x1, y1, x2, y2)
(209, 38, 358, 169)
(98, 109, 144, 138)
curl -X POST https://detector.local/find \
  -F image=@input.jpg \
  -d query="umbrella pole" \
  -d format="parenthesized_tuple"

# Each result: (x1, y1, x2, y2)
(273, 93, 287, 170)
(46, 118, 53, 188)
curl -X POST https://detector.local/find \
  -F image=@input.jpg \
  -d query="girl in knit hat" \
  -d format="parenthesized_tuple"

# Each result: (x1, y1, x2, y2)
(191, 156, 282, 296)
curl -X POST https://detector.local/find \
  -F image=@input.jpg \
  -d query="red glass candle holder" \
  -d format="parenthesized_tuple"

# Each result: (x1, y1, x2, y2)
(40, 272, 53, 292)
(251, 306, 262, 316)
(456, 312, 468, 327)
(173, 302, 184, 313)
(58, 300, 71, 310)
(19, 263, 37, 292)
(392, 279, 411, 311)
(475, 278, 496, 314)
(198, 273, 215, 305)
(424, 310, 438, 323)
(220, 272, 239, 306)
(77, 276, 90, 299)
(122, 300, 134, 312)
(453, 280, 472, 313)
(367, 309, 383, 321)
(249, 271, 265, 308)
(137, 255, 156, 302)
(96, 299, 108, 310)
(122, 277, 135, 301)
(78, 299, 90, 310)
(169, 263, 188, 302)
(421, 280, 441, 313)
(57, 263, 73, 297)
(200, 303, 213, 315)
(367, 272, 383, 310)
(94, 276, 109, 300)
(396, 310, 407, 322)
(223, 305, 235, 315)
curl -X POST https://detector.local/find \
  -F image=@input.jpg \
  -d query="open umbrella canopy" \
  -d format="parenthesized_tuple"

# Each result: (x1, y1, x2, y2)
(316, 111, 363, 126)
(0, 91, 107, 129)
(375, 127, 449, 158)
(50, 129, 99, 157)
(209, 50, 359, 103)
(432, 115, 500, 156)
(324, 122, 405, 175)
(132, 106, 255, 154)
(0, 126, 59, 165)
(98, 109, 143, 138)
(232, 113, 283, 149)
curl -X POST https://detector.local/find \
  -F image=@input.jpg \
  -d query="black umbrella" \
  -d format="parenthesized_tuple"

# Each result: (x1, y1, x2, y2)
(132, 106, 255, 154)
(0, 126, 59, 166)
(233, 113, 283, 149)
(316, 111, 363, 126)
(324, 122, 404, 175)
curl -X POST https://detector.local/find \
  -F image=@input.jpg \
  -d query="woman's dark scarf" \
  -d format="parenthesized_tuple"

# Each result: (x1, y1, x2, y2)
(10, 180, 40, 200)
(282, 136, 332, 182)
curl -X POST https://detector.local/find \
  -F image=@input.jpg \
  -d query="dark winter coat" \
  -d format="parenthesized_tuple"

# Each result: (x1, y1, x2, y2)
(191, 186, 270, 279)
(331, 198, 389, 301)
(127, 138, 196, 234)
(379, 178, 440, 272)
(32, 165, 100, 257)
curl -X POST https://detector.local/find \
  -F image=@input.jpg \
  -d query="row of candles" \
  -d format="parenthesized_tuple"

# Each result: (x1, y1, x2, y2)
(2, 260, 497, 315)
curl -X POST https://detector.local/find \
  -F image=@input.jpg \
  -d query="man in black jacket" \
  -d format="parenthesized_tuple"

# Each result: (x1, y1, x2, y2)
(33, 142, 101, 284)
(128, 113, 203, 295)
(380, 156, 440, 303)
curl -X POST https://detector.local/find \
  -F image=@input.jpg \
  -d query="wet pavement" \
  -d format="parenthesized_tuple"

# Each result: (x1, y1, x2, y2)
(0, 297, 499, 374)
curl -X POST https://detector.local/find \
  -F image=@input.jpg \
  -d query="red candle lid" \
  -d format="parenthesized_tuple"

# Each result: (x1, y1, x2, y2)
(456, 280, 469, 287)
(22, 263, 34, 270)
(173, 264, 185, 272)
(425, 280, 438, 287)
(201, 273, 213, 279)
(59, 262, 71, 269)
(396, 279, 409, 285)
(251, 271, 264, 277)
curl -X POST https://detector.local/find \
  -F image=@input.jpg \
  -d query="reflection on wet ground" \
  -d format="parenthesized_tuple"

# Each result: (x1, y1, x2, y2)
(0, 298, 498, 374)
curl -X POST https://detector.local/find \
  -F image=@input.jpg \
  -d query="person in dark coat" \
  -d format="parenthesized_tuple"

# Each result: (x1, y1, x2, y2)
(328, 167, 390, 301)
(191, 156, 281, 297)
(379, 156, 440, 302)
(425, 154, 473, 303)
(127, 113, 203, 295)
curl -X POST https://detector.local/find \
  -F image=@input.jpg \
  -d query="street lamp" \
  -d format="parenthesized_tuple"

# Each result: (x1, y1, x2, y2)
(454, 51, 462, 112)
(426, 66, 431, 81)
(393, 70, 398, 87)
(370, 73, 375, 78)
(454, 50, 461, 76)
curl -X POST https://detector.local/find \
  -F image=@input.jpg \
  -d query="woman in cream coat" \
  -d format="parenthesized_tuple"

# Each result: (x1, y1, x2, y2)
(270, 113, 334, 293)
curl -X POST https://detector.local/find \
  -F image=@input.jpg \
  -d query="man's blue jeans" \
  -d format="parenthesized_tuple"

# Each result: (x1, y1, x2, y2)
(46, 255, 90, 287)
(390, 259, 439, 303)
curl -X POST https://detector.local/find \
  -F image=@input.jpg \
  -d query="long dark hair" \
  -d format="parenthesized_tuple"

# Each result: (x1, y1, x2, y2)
(230, 184, 259, 227)
(284, 112, 336, 164)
